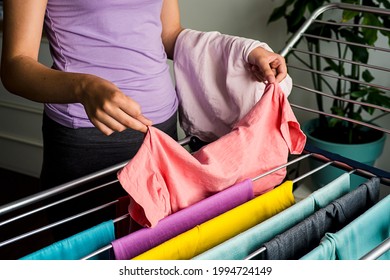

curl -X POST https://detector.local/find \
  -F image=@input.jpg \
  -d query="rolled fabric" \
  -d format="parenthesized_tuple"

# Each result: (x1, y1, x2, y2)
(301, 192, 390, 260)
(262, 177, 380, 260)
(194, 172, 351, 260)
(133, 181, 294, 260)
(111, 179, 254, 260)
(20, 220, 115, 260)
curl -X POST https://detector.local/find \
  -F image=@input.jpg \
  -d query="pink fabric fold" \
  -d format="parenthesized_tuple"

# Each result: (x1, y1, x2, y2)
(118, 82, 306, 227)
(174, 29, 293, 142)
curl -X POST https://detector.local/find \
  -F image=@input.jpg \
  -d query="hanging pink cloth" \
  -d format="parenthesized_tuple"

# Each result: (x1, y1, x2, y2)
(118, 82, 306, 227)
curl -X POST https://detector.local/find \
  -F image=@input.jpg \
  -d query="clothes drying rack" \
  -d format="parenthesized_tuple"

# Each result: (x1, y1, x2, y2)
(0, 3, 389, 260)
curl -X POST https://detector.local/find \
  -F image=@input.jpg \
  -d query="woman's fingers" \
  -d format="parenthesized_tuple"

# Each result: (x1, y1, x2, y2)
(248, 47, 288, 83)
(99, 97, 152, 135)
(270, 58, 287, 83)
(90, 107, 151, 135)
(81, 76, 153, 135)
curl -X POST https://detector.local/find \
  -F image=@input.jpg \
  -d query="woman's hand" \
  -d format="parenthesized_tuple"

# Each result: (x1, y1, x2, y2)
(2, 0, 152, 136)
(79, 75, 153, 135)
(247, 47, 287, 84)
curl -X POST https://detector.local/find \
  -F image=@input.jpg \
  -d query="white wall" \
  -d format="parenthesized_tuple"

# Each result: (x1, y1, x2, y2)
(179, 0, 288, 52)
(0, 39, 50, 177)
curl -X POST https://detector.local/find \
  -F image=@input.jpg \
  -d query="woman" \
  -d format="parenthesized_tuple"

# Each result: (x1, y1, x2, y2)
(1, 0, 288, 242)
(1, 0, 286, 190)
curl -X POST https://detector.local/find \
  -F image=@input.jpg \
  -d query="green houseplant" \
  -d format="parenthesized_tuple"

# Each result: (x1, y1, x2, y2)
(270, 0, 390, 144)
(269, 0, 390, 187)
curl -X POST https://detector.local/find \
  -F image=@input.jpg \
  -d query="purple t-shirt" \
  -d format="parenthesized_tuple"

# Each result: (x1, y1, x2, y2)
(43, 0, 178, 128)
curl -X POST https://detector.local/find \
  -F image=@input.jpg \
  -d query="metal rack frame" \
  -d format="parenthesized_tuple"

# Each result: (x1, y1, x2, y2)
(280, 2, 390, 134)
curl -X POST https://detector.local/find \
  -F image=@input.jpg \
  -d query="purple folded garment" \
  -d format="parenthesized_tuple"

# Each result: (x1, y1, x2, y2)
(111, 179, 254, 260)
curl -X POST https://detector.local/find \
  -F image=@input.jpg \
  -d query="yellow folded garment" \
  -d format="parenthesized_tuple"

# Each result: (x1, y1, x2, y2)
(133, 181, 294, 260)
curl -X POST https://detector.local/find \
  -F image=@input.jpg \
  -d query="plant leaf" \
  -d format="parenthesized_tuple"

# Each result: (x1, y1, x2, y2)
(328, 117, 342, 128)
(379, 15, 390, 44)
(331, 106, 345, 116)
(308, 0, 330, 12)
(268, 5, 287, 24)
(362, 88, 390, 114)
(376, 0, 390, 9)
(362, 0, 379, 8)
(350, 112, 363, 122)
(362, 13, 381, 45)
(285, 0, 311, 33)
(341, 0, 361, 4)
(339, 29, 369, 63)
(323, 57, 343, 74)
(362, 69, 375, 83)
(342, 11, 359, 22)
(366, 90, 390, 109)
(350, 89, 369, 99)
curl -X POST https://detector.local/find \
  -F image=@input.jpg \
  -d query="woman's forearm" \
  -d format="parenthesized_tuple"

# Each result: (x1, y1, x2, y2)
(1, 54, 90, 104)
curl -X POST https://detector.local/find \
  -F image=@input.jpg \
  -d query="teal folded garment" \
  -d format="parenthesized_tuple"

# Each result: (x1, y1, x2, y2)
(261, 177, 379, 260)
(20, 220, 115, 260)
(301, 193, 390, 260)
(193, 172, 351, 260)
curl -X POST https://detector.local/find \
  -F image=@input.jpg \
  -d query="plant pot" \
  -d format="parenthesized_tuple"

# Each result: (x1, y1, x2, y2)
(302, 118, 386, 190)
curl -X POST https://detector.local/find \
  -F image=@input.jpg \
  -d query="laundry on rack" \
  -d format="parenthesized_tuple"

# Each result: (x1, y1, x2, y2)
(118, 82, 306, 227)
(19, 220, 115, 260)
(260, 177, 380, 260)
(111, 179, 254, 260)
(194, 171, 352, 260)
(301, 194, 390, 260)
(173, 28, 293, 142)
(132, 180, 294, 260)
(360, 237, 390, 260)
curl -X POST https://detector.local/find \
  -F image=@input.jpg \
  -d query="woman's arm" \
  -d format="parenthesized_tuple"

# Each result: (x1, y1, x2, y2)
(1, 0, 86, 104)
(161, 0, 183, 60)
(161, 0, 287, 83)
(1, 0, 151, 134)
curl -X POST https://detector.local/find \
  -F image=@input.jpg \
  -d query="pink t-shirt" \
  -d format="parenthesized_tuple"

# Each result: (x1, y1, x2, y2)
(118, 82, 306, 227)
